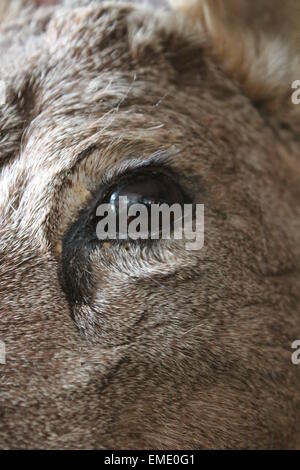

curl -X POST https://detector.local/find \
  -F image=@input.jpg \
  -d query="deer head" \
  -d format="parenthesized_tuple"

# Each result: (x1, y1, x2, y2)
(0, 0, 299, 449)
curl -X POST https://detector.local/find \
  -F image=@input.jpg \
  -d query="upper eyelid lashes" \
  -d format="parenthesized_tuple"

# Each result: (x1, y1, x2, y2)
(100, 147, 180, 188)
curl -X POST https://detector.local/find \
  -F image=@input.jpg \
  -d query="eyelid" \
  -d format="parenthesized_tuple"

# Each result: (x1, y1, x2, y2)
(53, 145, 180, 211)
(100, 147, 180, 189)
(48, 147, 183, 245)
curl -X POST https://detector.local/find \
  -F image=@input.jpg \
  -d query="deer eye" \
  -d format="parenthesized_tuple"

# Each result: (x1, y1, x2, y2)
(61, 167, 189, 304)
(63, 167, 189, 252)
(92, 168, 189, 240)
(104, 167, 187, 213)
(91, 167, 189, 240)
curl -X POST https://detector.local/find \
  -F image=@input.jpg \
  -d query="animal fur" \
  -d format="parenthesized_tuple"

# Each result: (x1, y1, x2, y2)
(0, 0, 299, 449)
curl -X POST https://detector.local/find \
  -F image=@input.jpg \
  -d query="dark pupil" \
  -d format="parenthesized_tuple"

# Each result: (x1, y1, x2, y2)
(101, 170, 187, 237)
(108, 173, 184, 209)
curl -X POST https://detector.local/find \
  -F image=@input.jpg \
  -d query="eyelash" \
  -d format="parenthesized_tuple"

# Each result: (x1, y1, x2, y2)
(100, 162, 172, 197)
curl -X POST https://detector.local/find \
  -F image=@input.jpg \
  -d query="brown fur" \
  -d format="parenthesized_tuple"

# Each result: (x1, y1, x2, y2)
(170, 0, 300, 112)
(0, 0, 299, 449)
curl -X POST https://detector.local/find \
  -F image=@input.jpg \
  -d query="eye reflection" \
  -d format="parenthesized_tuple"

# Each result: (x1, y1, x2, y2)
(97, 167, 190, 239)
